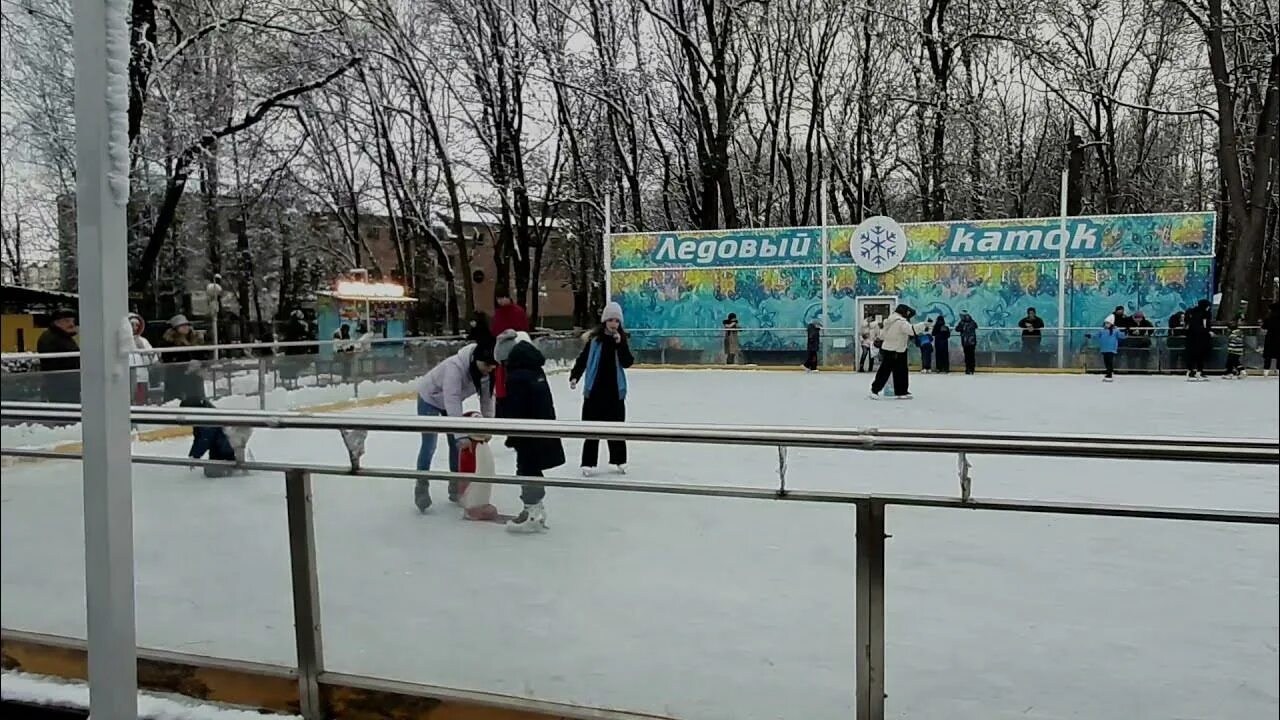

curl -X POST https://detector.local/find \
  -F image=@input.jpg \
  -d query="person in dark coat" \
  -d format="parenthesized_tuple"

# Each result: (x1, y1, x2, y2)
(931, 315, 952, 373)
(1017, 308, 1045, 367)
(570, 302, 634, 474)
(956, 311, 979, 374)
(279, 310, 311, 388)
(467, 311, 493, 347)
(723, 313, 741, 365)
(803, 321, 821, 371)
(1183, 299, 1214, 380)
(36, 308, 81, 404)
(1129, 311, 1155, 370)
(1263, 303, 1280, 377)
(496, 332, 565, 533)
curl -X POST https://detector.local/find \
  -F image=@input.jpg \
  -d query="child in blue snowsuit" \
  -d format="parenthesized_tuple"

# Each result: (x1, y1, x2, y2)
(1096, 318, 1126, 380)
(181, 394, 237, 477)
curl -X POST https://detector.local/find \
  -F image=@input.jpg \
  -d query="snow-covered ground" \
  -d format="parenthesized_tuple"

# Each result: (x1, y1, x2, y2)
(0, 670, 300, 719)
(2, 371, 1277, 720)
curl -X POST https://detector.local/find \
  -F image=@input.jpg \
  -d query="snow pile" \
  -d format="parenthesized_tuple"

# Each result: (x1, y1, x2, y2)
(1, 670, 301, 720)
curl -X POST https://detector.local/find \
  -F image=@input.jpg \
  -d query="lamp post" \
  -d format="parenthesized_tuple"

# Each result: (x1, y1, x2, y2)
(206, 274, 223, 360)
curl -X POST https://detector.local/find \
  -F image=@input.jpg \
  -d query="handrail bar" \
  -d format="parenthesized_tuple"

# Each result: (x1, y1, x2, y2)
(2, 402, 1277, 465)
(3, 447, 1275, 525)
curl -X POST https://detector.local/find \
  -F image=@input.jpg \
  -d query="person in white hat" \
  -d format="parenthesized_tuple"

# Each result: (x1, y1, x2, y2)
(569, 302, 634, 475)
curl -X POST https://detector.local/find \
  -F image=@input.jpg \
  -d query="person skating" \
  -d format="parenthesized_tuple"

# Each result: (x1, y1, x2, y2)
(723, 313, 741, 365)
(570, 302, 634, 475)
(1183, 299, 1213, 381)
(918, 318, 935, 372)
(1095, 315, 1126, 381)
(494, 331, 566, 533)
(36, 308, 81, 404)
(803, 320, 821, 372)
(413, 342, 497, 511)
(1018, 308, 1045, 367)
(956, 311, 979, 374)
(931, 315, 952, 373)
(1224, 322, 1245, 379)
(1262, 303, 1279, 377)
(869, 304, 926, 399)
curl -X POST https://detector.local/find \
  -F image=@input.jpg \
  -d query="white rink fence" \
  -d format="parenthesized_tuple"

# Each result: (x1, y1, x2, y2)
(2, 378, 1277, 720)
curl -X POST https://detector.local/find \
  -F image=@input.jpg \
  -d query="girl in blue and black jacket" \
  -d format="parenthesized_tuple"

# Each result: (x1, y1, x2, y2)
(570, 302, 635, 474)
(1096, 316, 1126, 381)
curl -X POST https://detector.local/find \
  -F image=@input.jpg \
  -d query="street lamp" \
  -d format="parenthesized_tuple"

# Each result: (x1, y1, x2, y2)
(206, 274, 223, 360)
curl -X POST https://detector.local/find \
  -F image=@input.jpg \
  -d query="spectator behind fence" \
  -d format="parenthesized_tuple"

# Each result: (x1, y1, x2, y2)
(956, 311, 979, 375)
(128, 313, 154, 404)
(37, 308, 81, 404)
(1018, 307, 1045, 367)
(1263, 303, 1279, 377)
(1129, 311, 1154, 370)
(162, 315, 205, 401)
(723, 313, 741, 365)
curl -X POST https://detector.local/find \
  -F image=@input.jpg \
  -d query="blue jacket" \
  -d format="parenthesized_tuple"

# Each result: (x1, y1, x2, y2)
(1096, 327, 1126, 354)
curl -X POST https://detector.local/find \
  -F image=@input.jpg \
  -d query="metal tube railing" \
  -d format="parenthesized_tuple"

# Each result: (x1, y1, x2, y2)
(1, 406, 1276, 720)
(4, 402, 1276, 464)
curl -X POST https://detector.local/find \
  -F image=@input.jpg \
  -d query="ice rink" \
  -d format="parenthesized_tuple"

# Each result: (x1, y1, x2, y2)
(2, 370, 1278, 719)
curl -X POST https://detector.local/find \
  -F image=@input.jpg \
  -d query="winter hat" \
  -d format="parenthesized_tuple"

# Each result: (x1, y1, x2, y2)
(494, 329, 532, 363)
(471, 341, 496, 365)
(601, 302, 624, 325)
(169, 314, 191, 329)
(128, 313, 145, 331)
(50, 308, 77, 322)
(1104, 313, 1116, 327)
(894, 303, 916, 319)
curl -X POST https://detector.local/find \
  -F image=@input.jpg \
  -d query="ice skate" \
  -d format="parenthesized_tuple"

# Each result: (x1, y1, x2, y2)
(413, 480, 432, 513)
(581, 466, 596, 477)
(611, 464, 627, 475)
(506, 503, 548, 533)
(1103, 376, 1114, 382)
(895, 392, 914, 400)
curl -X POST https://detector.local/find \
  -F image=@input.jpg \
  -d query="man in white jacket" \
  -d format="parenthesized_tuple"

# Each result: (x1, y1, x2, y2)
(413, 343, 497, 511)
(870, 304, 926, 399)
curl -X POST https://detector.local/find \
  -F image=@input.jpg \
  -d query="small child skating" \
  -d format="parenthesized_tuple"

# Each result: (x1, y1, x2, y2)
(1224, 323, 1245, 379)
(1095, 316, 1126, 382)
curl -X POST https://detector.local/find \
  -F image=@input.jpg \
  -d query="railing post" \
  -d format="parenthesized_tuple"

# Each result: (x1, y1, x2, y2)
(855, 501, 886, 720)
(285, 469, 324, 720)
(257, 356, 268, 410)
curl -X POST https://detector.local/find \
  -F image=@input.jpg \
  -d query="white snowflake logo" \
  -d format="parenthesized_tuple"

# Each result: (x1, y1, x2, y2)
(851, 216, 907, 273)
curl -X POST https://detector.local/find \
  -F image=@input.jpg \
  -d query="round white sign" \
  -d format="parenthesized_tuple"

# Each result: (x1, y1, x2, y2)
(850, 215, 907, 273)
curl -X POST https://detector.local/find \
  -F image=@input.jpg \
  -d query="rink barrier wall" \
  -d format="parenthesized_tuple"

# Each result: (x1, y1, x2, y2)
(0, 630, 671, 720)
(2, 404, 1276, 720)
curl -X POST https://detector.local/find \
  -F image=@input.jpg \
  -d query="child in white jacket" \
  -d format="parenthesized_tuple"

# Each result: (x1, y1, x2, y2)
(128, 313, 154, 405)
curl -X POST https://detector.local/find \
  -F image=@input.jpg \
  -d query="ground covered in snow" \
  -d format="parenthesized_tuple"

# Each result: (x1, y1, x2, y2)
(2, 371, 1278, 720)
(0, 670, 298, 719)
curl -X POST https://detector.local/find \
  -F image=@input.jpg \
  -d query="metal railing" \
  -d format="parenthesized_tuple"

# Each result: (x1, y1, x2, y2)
(2, 401, 1276, 720)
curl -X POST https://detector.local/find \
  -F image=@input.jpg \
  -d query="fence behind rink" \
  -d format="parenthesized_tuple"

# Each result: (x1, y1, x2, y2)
(1, 326, 1271, 410)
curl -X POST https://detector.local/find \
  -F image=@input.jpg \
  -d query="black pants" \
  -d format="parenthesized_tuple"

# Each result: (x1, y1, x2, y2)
(920, 345, 933, 370)
(726, 353, 737, 365)
(803, 350, 819, 370)
(871, 349, 909, 395)
(1022, 337, 1041, 367)
(1102, 352, 1115, 378)
(859, 347, 876, 372)
(963, 344, 976, 374)
(934, 342, 950, 372)
(1265, 355, 1276, 370)
(1225, 354, 1242, 376)
(581, 396, 627, 466)
(1185, 338, 1209, 375)
(514, 465, 546, 505)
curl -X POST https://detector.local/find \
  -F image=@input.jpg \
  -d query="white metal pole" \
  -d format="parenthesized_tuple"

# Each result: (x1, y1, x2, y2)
(74, 0, 138, 716)
(820, 178, 830, 367)
(603, 193, 613, 304)
(1057, 168, 1069, 369)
